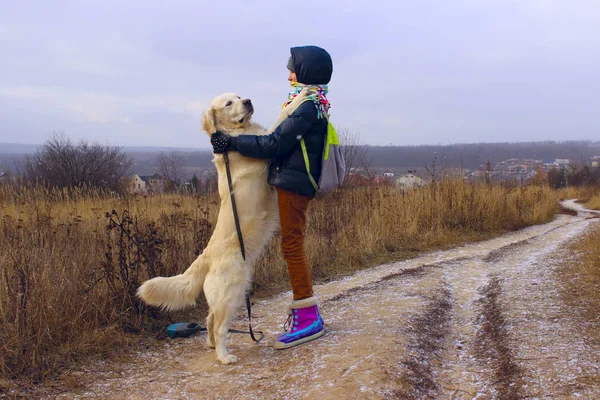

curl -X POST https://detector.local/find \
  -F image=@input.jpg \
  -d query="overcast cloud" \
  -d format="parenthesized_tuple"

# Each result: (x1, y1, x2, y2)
(1, 0, 599, 148)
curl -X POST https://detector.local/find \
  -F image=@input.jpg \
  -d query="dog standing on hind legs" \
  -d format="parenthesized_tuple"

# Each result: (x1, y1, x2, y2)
(136, 90, 308, 364)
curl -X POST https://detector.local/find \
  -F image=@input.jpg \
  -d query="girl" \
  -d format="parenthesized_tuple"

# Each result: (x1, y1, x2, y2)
(210, 45, 333, 349)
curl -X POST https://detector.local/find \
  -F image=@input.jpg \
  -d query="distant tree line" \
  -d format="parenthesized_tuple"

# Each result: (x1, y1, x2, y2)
(120, 140, 600, 176)
(4, 132, 600, 193)
(365, 141, 600, 170)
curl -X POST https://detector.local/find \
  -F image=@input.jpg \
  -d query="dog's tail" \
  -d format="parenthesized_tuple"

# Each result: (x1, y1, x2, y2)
(136, 255, 208, 311)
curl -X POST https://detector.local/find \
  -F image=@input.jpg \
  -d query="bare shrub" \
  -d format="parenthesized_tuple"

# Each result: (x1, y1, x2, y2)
(337, 127, 373, 182)
(23, 132, 132, 192)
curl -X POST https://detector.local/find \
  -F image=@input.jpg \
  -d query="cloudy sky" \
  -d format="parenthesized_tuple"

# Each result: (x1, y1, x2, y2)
(1, 1, 599, 149)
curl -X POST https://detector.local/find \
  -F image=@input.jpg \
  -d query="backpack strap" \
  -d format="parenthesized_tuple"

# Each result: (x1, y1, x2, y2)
(300, 138, 319, 192)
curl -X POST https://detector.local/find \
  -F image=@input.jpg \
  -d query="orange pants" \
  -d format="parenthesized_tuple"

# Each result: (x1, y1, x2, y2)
(277, 188, 313, 300)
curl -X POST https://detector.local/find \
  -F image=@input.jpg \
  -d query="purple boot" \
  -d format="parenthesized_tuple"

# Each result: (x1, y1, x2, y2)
(274, 296, 325, 350)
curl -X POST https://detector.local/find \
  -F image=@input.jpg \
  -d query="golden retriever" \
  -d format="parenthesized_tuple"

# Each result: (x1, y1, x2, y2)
(137, 90, 308, 364)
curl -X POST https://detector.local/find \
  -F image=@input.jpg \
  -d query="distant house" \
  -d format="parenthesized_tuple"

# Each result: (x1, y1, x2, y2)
(542, 159, 570, 169)
(383, 170, 394, 178)
(130, 175, 147, 193)
(542, 159, 556, 168)
(130, 174, 165, 193)
(396, 172, 423, 191)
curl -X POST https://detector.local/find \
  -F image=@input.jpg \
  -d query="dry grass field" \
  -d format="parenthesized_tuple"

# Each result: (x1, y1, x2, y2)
(0, 180, 559, 384)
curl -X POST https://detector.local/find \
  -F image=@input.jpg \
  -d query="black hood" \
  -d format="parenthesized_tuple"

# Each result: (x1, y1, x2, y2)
(290, 46, 333, 85)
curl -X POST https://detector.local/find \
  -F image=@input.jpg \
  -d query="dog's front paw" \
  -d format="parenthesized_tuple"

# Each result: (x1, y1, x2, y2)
(207, 338, 215, 349)
(218, 354, 239, 364)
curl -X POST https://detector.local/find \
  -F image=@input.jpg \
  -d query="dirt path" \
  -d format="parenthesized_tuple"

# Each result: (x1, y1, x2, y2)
(46, 201, 600, 399)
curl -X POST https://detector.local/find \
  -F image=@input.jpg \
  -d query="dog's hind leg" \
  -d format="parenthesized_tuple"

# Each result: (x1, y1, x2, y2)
(206, 311, 215, 349)
(205, 274, 246, 364)
(213, 290, 245, 364)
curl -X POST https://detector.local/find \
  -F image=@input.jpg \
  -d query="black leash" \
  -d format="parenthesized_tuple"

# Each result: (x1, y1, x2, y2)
(169, 325, 261, 338)
(222, 151, 264, 343)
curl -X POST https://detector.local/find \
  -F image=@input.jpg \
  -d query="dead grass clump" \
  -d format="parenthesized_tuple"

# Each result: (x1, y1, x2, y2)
(393, 286, 453, 399)
(585, 193, 600, 210)
(560, 224, 600, 329)
(0, 179, 558, 383)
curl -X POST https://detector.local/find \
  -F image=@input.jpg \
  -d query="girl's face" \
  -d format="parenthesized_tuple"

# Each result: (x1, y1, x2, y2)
(288, 71, 297, 83)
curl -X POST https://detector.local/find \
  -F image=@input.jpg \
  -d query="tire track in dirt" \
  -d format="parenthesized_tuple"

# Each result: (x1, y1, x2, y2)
(474, 276, 523, 400)
(483, 240, 531, 262)
(431, 258, 493, 399)
(390, 284, 453, 399)
(325, 264, 430, 304)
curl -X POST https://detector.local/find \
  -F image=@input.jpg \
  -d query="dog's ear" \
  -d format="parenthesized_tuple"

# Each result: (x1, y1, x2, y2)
(202, 108, 217, 134)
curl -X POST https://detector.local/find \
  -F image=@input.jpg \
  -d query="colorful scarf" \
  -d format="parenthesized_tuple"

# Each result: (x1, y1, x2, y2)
(283, 82, 330, 119)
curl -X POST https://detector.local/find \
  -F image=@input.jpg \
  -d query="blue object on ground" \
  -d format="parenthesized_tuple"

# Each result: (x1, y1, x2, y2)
(167, 322, 203, 338)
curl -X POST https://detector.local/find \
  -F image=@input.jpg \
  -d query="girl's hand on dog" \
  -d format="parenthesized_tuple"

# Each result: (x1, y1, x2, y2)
(211, 132, 233, 154)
